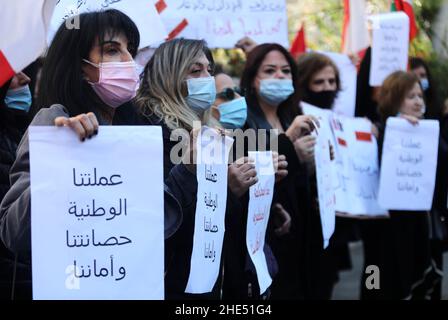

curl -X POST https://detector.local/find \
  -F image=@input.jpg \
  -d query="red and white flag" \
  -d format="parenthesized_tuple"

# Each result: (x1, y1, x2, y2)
(290, 23, 307, 59)
(391, 0, 419, 40)
(341, 0, 369, 57)
(0, 0, 57, 87)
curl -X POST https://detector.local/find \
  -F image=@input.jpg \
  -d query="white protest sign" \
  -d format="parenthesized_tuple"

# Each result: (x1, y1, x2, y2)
(246, 151, 275, 295)
(160, 0, 289, 48)
(29, 126, 164, 300)
(185, 127, 233, 294)
(369, 12, 410, 86)
(331, 115, 387, 216)
(378, 118, 440, 211)
(301, 103, 336, 248)
(48, 0, 167, 48)
(320, 51, 358, 117)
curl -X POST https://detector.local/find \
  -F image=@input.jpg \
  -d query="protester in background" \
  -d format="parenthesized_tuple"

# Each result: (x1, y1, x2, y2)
(0, 72, 33, 300)
(0, 10, 183, 300)
(134, 38, 271, 299)
(209, 71, 290, 299)
(410, 57, 448, 300)
(409, 57, 440, 120)
(360, 71, 442, 300)
(355, 48, 381, 125)
(240, 43, 320, 300)
(296, 52, 341, 110)
(296, 52, 358, 299)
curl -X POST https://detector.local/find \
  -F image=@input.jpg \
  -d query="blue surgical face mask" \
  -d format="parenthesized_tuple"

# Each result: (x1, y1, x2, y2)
(186, 77, 216, 114)
(218, 97, 248, 129)
(259, 79, 294, 106)
(420, 78, 429, 91)
(4, 85, 32, 113)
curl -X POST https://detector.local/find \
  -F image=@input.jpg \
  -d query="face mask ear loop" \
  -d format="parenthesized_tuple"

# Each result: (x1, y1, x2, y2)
(82, 59, 100, 69)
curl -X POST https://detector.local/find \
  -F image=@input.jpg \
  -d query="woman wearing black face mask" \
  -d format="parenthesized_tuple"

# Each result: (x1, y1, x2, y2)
(296, 53, 341, 110)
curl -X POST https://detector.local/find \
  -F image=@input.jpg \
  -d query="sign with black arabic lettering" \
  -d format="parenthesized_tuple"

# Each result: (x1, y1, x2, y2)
(185, 127, 233, 294)
(160, 0, 289, 48)
(29, 126, 164, 300)
(246, 151, 275, 294)
(378, 118, 440, 211)
(369, 12, 410, 86)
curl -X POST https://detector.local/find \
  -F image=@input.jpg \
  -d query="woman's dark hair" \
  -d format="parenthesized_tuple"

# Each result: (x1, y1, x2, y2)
(378, 71, 420, 121)
(240, 43, 301, 128)
(296, 52, 341, 99)
(409, 57, 439, 119)
(35, 9, 140, 117)
(355, 47, 381, 123)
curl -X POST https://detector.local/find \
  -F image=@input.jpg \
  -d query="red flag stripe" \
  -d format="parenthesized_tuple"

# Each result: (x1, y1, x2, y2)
(0, 51, 15, 87)
(338, 138, 347, 147)
(155, 0, 167, 14)
(290, 23, 307, 58)
(167, 19, 188, 40)
(341, 0, 350, 52)
(355, 131, 372, 142)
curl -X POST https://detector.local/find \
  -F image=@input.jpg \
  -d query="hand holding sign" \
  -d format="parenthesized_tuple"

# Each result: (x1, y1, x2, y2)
(285, 115, 320, 142)
(228, 157, 258, 198)
(54, 113, 99, 142)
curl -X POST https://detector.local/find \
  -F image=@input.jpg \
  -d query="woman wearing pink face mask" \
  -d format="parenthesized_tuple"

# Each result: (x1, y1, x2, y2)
(0, 10, 183, 299)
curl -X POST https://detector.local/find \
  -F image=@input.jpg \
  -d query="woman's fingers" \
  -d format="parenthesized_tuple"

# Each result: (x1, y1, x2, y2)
(54, 117, 70, 127)
(67, 118, 88, 141)
(54, 113, 100, 142)
(78, 114, 95, 138)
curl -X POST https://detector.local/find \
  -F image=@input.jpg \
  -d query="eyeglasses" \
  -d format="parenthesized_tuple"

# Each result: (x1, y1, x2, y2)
(216, 87, 241, 101)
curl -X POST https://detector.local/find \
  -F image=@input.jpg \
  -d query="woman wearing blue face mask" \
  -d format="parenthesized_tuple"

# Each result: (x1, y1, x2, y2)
(409, 57, 440, 121)
(133, 38, 268, 299)
(0, 73, 32, 299)
(240, 43, 321, 300)
(0, 10, 184, 300)
(211, 73, 247, 130)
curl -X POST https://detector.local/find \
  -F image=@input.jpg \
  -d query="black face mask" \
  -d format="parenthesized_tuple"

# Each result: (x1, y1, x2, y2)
(304, 90, 338, 109)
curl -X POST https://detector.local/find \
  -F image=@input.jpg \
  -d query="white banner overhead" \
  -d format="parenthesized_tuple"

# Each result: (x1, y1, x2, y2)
(159, 0, 289, 48)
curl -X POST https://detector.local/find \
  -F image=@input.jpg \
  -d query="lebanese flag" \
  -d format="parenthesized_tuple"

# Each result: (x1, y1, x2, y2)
(0, 0, 57, 87)
(290, 23, 307, 59)
(341, 0, 369, 57)
(391, 0, 419, 40)
(155, 0, 189, 41)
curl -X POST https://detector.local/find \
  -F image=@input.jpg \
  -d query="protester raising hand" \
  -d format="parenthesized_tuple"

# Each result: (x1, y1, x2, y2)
(235, 36, 258, 56)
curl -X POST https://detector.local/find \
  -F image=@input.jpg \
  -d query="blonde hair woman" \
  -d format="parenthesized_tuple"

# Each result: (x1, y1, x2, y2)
(134, 38, 262, 299)
(136, 38, 219, 132)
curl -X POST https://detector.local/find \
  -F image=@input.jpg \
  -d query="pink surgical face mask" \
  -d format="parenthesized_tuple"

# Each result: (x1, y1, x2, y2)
(83, 59, 139, 108)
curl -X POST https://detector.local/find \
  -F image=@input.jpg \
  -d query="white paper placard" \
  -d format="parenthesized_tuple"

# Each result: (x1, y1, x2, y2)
(246, 151, 275, 294)
(378, 118, 440, 211)
(185, 127, 233, 294)
(30, 126, 164, 300)
(369, 12, 410, 86)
